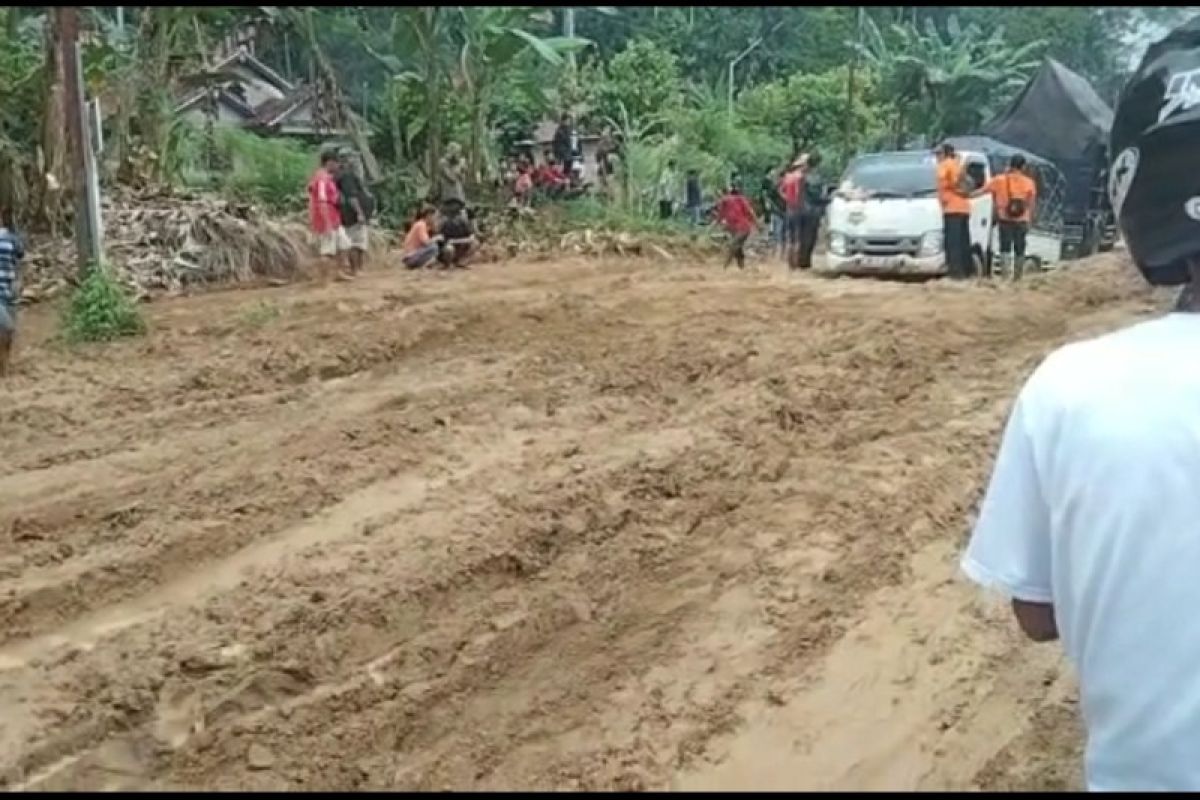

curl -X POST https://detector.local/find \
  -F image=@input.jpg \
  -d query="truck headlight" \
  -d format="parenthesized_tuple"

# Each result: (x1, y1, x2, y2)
(829, 232, 848, 256)
(918, 230, 943, 256)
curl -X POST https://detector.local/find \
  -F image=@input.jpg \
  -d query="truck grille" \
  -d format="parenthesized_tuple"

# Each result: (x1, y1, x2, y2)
(849, 237, 919, 257)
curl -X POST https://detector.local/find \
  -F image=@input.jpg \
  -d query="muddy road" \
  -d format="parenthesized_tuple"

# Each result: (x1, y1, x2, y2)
(0, 253, 1164, 790)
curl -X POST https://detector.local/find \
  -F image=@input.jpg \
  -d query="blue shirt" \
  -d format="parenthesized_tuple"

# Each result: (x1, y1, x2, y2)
(0, 227, 23, 306)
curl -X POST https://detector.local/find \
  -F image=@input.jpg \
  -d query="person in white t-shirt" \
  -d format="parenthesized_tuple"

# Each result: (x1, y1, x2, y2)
(961, 18, 1200, 791)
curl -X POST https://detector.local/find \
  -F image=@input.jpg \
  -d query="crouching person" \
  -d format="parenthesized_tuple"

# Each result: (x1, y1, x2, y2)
(0, 213, 23, 377)
(402, 205, 442, 270)
(437, 205, 479, 270)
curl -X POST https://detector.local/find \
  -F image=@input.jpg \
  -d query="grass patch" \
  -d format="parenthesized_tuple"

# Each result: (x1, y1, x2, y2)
(239, 300, 283, 328)
(63, 263, 146, 344)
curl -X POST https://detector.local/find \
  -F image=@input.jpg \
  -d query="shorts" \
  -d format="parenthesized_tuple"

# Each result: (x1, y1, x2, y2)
(315, 226, 351, 257)
(0, 302, 14, 335)
(345, 223, 369, 252)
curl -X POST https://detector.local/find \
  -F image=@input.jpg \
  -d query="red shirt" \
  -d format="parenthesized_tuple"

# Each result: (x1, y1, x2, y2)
(715, 193, 757, 236)
(307, 167, 341, 234)
(779, 170, 804, 212)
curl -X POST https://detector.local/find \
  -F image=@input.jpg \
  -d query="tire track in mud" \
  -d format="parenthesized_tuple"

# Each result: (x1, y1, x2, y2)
(0, 255, 1166, 791)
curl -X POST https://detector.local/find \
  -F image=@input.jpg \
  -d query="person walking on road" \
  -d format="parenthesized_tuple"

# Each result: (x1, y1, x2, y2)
(935, 142, 973, 279)
(961, 18, 1200, 790)
(983, 154, 1038, 278)
(714, 182, 758, 270)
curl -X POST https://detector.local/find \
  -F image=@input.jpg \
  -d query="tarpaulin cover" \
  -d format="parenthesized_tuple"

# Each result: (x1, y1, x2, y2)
(982, 59, 1113, 217)
(982, 58, 1113, 164)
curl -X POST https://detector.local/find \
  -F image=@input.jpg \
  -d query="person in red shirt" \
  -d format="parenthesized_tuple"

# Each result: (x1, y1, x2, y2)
(307, 150, 352, 282)
(714, 182, 759, 269)
(778, 154, 808, 270)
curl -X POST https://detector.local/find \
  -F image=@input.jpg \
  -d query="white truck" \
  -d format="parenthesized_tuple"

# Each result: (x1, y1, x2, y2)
(819, 149, 1061, 278)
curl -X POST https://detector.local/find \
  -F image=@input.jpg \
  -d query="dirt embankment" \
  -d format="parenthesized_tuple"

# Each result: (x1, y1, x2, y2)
(0, 253, 1165, 790)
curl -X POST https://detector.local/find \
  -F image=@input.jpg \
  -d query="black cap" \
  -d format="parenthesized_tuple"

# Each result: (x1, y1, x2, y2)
(1110, 16, 1200, 286)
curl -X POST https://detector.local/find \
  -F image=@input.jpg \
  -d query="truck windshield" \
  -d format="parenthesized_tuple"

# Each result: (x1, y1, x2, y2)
(839, 153, 937, 199)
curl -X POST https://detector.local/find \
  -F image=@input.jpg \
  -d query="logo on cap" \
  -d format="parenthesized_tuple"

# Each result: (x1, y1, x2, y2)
(1109, 147, 1139, 219)
(1161, 68, 1200, 122)
(1186, 197, 1200, 222)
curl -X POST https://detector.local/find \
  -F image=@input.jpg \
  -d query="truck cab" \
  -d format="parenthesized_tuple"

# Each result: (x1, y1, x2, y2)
(821, 150, 993, 277)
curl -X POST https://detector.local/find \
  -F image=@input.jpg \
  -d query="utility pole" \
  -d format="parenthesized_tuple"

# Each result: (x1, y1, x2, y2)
(57, 6, 101, 273)
(563, 7, 576, 70)
(845, 7, 863, 159)
(728, 21, 783, 116)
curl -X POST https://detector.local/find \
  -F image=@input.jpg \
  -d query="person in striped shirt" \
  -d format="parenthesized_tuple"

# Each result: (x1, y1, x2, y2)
(0, 212, 24, 377)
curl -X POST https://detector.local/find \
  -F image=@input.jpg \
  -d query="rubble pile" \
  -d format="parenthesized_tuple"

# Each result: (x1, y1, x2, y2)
(21, 187, 311, 303)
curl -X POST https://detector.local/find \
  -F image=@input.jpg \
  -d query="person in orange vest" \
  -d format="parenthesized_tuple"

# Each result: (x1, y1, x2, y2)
(935, 142, 973, 279)
(983, 154, 1038, 277)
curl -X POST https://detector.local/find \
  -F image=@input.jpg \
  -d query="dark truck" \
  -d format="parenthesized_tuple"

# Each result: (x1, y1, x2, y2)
(981, 58, 1117, 260)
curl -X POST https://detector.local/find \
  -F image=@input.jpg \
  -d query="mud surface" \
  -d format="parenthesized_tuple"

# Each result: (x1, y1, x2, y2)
(0, 253, 1163, 790)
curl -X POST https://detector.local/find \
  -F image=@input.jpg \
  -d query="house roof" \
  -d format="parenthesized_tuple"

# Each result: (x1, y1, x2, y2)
(251, 85, 315, 127)
(175, 87, 257, 120)
(210, 45, 295, 96)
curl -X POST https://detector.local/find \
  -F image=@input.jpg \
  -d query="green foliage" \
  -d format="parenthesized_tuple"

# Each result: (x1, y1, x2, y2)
(853, 14, 1045, 143)
(209, 128, 314, 212)
(593, 39, 685, 132)
(740, 66, 888, 173)
(63, 263, 146, 344)
(560, 196, 690, 236)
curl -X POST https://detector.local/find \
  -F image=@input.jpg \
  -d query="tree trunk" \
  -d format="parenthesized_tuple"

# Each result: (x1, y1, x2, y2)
(301, 9, 381, 183)
(37, 8, 70, 234)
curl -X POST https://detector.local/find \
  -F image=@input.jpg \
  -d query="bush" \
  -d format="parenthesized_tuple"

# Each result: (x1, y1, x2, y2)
(211, 128, 315, 212)
(63, 263, 146, 344)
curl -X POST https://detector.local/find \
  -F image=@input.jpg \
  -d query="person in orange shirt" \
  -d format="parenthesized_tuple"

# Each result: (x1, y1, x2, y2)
(401, 204, 442, 270)
(935, 142, 973, 279)
(983, 154, 1038, 276)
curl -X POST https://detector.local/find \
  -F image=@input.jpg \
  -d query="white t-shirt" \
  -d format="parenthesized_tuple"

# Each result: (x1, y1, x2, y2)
(963, 313, 1200, 791)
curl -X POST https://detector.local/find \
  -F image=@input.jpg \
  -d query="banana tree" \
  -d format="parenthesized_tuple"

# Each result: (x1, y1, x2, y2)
(361, 7, 453, 194)
(851, 14, 1045, 144)
(454, 6, 590, 183)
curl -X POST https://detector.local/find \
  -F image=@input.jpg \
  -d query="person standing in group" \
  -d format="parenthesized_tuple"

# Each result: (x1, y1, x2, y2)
(796, 151, 830, 270)
(440, 142, 467, 215)
(684, 169, 703, 226)
(0, 211, 24, 377)
(336, 148, 375, 277)
(935, 142, 973, 279)
(307, 149, 352, 282)
(596, 128, 617, 201)
(657, 159, 679, 220)
(962, 18, 1200, 790)
(779, 154, 807, 270)
(983, 154, 1037, 278)
(552, 113, 574, 172)
(760, 166, 786, 256)
(714, 182, 758, 270)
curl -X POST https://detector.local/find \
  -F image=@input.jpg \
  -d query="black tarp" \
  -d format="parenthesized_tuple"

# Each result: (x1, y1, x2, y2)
(981, 59, 1113, 219)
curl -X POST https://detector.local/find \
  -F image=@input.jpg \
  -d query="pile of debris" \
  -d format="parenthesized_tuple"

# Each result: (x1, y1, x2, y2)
(476, 205, 725, 264)
(21, 187, 311, 303)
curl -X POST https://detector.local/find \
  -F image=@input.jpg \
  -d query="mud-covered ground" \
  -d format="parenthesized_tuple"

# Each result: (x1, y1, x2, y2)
(0, 252, 1165, 790)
